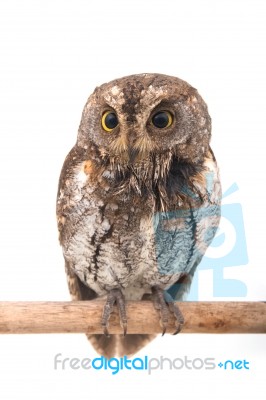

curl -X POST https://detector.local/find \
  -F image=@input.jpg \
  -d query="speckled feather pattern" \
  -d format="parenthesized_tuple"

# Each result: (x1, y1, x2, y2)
(57, 73, 221, 356)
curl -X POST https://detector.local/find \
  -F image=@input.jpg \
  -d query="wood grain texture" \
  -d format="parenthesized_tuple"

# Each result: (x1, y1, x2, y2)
(0, 301, 265, 334)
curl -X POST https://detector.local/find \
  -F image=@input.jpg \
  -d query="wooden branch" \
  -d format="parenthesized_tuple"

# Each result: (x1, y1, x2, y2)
(0, 301, 265, 334)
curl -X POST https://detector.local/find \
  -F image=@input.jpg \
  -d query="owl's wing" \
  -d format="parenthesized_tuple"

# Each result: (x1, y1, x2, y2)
(56, 146, 95, 296)
(158, 149, 222, 301)
(57, 146, 100, 298)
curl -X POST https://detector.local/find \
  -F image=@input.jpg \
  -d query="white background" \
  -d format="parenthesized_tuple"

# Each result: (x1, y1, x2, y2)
(0, 0, 265, 398)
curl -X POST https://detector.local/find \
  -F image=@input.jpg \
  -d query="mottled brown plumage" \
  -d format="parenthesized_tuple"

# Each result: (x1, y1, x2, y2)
(57, 73, 221, 357)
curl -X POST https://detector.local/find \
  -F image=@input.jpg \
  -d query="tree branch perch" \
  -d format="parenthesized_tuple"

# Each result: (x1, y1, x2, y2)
(0, 301, 265, 334)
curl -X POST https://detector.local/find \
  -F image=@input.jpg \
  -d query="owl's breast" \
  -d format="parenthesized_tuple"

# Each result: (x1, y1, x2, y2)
(62, 196, 215, 299)
(58, 153, 221, 299)
(62, 196, 161, 297)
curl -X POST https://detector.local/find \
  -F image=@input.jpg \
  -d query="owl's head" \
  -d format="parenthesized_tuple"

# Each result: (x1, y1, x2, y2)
(77, 73, 211, 167)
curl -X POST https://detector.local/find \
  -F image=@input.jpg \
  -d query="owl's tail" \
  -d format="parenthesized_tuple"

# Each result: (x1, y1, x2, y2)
(87, 334, 156, 358)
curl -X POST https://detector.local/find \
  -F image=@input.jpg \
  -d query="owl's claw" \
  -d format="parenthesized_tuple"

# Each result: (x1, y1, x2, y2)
(122, 322, 127, 337)
(152, 286, 170, 335)
(152, 286, 184, 335)
(101, 288, 127, 337)
(168, 302, 184, 334)
(103, 326, 110, 338)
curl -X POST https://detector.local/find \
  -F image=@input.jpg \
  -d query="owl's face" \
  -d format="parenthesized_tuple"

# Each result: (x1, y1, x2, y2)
(77, 74, 211, 166)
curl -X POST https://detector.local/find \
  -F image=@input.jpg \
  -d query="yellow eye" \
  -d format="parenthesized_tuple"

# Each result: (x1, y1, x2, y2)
(152, 111, 173, 129)
(101, 111, 119, 132)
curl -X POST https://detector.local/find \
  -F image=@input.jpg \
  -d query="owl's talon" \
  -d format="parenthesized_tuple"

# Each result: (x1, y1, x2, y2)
(168, 301, 184, 335)
(116, 289, 127, 335)
(103, 326, 110, 338)
(122, 323, 127, 337)
(152, 286, 184, 335)
(152, 286, 170, 335)
(101, 288, 127, 336)
(173, 325, 182, 335)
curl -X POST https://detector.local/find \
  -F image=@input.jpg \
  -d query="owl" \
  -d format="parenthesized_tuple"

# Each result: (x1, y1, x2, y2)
(57, 73, 221, 358)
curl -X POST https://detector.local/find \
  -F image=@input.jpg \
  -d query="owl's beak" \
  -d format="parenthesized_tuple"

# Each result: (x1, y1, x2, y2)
(113, 131, 152, 163)
(128, 147, 139, 164)
(127, 133, 155, 164)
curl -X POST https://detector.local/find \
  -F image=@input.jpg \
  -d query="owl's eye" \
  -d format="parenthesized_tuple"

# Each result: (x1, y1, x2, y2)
(152, 111, 173, 129)
(101, 111, 119, 132)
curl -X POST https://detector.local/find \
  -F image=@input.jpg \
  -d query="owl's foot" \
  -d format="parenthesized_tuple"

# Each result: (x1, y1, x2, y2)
(152, 286, 184, 335)
(102, 288, 127, 337)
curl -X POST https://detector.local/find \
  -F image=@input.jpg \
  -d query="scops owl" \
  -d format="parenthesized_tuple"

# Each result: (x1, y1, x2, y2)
(57, 73, 221, 357)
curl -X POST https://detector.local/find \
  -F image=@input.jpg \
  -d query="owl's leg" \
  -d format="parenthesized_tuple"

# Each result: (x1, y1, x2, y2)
(152, 286, 184, 335)
(102, 288, 127, 337)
